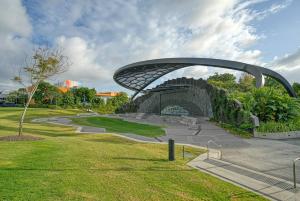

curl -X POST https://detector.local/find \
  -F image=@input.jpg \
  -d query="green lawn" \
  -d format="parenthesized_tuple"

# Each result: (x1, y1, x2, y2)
(0, 108, 267, 201)
(72, 116, 165, 137)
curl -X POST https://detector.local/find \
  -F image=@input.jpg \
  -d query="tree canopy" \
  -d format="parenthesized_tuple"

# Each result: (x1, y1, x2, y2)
(207, 73, 238, 90)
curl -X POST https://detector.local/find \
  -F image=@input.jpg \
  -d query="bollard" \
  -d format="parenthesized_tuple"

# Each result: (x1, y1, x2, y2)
(168, 139, 175, 161)
(294, 161, 296, 188)
(293, 158, 300, 188)
(182, 145, 185, 159)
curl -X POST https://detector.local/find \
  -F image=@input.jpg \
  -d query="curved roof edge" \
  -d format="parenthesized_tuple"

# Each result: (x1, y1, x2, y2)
(114, 58, 297, 97)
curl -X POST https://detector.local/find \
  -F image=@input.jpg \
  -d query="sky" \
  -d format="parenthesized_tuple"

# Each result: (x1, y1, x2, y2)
(0, 0, 300, 94)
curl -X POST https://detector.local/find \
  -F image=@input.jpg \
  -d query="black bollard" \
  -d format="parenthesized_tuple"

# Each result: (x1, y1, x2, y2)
(168, 139, 175, 161)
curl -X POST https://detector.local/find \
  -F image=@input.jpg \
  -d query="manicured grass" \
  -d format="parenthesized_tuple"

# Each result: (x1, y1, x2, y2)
(0, 108, 267, 201)
(72, 116, 165, 137)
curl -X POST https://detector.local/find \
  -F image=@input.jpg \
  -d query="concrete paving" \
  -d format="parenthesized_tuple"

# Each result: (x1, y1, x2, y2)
(222, 138, 300, 184)
(188, 154, 300, 201)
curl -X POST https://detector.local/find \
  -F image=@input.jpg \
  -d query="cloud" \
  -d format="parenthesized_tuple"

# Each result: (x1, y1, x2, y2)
(0, 0, 31, 38)
(271, 48, 300, 83)
(255, 0, 292, 20)
(0, 0, 296, 92)
(0, 0, 32, 90)
(54, 36, 111, 85)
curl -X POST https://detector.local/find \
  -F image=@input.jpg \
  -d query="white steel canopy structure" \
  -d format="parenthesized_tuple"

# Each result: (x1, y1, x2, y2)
(114, 58, 297, 98)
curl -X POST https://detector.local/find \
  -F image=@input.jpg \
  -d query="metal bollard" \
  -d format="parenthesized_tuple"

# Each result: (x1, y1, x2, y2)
(294, 161, 296, 188)
(168, 139, 175, 161)
(293, 158, 300, 188)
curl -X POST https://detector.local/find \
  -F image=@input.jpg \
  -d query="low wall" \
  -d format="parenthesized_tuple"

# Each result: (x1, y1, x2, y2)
(254, 131, 300, 139)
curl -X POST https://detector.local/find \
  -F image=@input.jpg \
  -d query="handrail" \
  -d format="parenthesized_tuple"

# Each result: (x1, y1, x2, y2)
(206, 140, 222, 159)
(293, 157, 300, 188)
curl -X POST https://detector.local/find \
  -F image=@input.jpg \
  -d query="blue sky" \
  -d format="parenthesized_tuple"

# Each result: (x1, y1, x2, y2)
(251, 0, 300, 60)
(0, 0, 300, 93)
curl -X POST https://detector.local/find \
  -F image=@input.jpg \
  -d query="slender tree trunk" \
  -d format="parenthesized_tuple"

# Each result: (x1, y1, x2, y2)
(18, 83, 39, 136)
(18, 99, 31, 136)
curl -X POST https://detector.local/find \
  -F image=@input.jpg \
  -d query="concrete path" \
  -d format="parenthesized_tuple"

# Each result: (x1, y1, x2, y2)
(189, 154, 300, 201)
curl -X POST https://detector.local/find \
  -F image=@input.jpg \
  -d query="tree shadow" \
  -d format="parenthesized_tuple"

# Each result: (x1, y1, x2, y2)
(0, 167, 192, 172)
(85, 138, 136, 145)
(0, 125, 79, 138)
(112, 157, 168, 162)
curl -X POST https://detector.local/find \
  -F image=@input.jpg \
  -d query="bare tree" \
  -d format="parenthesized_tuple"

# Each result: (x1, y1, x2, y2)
(13, 47, 70, 136)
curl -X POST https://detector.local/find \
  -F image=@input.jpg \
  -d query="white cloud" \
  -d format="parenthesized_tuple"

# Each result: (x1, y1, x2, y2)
(271, 48, 300, 83)
(0, 0, 32, 90)
(255, 0, 292, 19)
(54, 36, 111, 84)
(0, 0, 297, 92)
(183, 67, 209, 79)
(0, 0, 31, 38)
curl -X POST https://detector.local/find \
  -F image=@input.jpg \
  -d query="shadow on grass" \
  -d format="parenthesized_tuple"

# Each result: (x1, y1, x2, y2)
(0, 167, 191, 172)
(112, 157, 168, 162)
(0, 114, 22, 121)
(85, 138, 136, 145)
(0, 125, 79, 138)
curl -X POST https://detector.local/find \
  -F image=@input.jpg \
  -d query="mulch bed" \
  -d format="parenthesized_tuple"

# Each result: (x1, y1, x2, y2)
(0, 135, 44, 141)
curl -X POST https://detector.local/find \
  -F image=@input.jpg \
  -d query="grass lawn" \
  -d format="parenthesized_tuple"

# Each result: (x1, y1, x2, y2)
(0, 108, 267, 201)
(72, 116, 165, 137)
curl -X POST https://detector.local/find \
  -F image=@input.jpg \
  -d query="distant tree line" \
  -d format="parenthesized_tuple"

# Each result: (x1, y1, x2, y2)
(6, 81, 129, 114)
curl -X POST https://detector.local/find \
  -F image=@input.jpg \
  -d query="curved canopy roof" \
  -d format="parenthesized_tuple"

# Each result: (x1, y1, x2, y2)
(114, 58, 296, 97)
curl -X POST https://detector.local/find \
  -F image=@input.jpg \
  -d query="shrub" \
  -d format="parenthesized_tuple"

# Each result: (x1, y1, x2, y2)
(257, 118, 300, 133)
(232, 87, 300, 122)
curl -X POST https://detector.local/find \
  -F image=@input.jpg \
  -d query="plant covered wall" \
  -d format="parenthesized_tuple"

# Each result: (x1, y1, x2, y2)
(208, 87, 255, 132)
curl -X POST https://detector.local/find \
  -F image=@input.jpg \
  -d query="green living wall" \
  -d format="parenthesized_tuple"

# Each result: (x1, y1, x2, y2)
(209, 87, 257, 132)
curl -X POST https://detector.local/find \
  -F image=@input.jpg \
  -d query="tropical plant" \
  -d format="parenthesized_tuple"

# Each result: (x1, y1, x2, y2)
(232, 87, 300, 122)
(293, 82, 300, 97)
(238, 73, 255, 92)
(264, 77, 286, 92)
(207, 73, 238, 90)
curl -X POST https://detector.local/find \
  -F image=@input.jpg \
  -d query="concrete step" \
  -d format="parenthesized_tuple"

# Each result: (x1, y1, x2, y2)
(188, 154, 300, 201)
